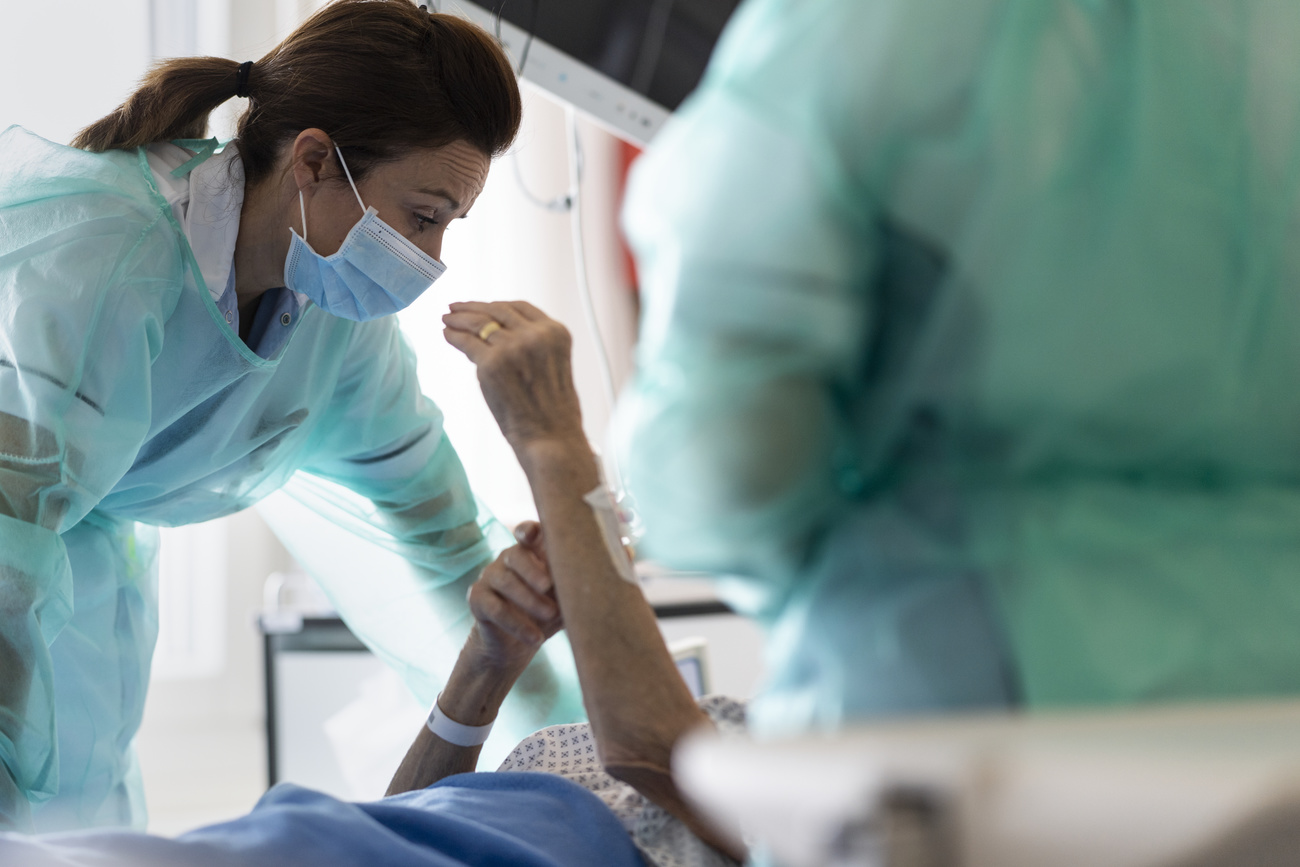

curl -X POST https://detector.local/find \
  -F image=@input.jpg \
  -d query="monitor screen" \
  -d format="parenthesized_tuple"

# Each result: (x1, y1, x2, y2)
(481, 0, 742, 112)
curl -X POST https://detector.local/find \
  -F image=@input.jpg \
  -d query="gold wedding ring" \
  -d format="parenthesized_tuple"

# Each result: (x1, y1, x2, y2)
(477, 320, 503, 342)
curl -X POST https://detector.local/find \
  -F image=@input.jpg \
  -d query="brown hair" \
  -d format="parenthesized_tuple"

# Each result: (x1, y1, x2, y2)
(72, 0, 521, 186)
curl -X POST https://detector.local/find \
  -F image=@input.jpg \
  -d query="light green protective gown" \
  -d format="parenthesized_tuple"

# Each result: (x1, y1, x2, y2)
(0, 127, 580, 831)
(618, 0, 1300, 735)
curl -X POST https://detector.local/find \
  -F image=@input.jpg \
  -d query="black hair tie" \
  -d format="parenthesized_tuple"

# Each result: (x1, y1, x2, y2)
(235, 61, 254, 99)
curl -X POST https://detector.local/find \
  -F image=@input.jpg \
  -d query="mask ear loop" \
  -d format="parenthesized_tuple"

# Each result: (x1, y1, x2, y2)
(297, 190, 309, 242)
(334, 146, 367, 215)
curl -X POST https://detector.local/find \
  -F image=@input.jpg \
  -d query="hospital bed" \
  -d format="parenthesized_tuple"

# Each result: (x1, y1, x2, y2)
(675, 699, 1300, 867)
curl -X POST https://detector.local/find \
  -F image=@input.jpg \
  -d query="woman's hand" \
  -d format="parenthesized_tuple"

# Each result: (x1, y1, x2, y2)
(462, 521, 562, 679)
(442, 301, 586, 456)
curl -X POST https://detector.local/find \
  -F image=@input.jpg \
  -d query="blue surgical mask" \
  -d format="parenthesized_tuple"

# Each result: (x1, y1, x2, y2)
(284, 146, 447, 321)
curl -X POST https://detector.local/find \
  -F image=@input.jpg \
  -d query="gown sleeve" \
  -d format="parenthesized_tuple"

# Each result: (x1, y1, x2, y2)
(285, 315, 501, 682)
(0, 136, 181, 826)
(299, 315, 497, 585)
(265, 317, 584, 751)
(615, 0, 996, 610)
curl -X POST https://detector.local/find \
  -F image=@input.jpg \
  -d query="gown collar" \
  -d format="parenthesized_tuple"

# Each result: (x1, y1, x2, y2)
(145, 141, 244, 305)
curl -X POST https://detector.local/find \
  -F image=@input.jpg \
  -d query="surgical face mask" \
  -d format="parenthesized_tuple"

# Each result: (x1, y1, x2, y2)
(284, 146, 447, 321)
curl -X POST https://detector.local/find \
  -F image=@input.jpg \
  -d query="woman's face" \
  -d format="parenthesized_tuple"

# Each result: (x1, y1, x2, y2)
(290, 129, 490, 264)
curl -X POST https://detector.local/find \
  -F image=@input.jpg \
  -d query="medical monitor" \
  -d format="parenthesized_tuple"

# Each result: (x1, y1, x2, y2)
(439, 0, 743, 145)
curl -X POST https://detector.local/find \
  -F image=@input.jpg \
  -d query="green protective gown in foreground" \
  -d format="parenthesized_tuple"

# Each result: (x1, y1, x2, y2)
(0, 127, 580, 831)
(618, 0, 1300, 734)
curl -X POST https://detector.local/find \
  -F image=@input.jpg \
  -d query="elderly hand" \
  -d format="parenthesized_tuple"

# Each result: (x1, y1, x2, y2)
(443, 301, 586, 456)
(388, 522, 561, 795)
(463, 521, 562, 677)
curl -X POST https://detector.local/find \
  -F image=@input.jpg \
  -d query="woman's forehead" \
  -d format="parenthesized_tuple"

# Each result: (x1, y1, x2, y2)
(379, 141, 490, 204)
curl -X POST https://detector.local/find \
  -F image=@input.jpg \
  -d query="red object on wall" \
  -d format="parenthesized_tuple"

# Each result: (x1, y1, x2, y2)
(616, 140, 644, 304)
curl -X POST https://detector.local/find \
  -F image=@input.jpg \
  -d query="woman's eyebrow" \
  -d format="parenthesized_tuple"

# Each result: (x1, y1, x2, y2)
(416, 187, 461, 210)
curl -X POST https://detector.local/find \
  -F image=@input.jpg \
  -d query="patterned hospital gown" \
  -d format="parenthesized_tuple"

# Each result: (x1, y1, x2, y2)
(496, 695, 746, 867)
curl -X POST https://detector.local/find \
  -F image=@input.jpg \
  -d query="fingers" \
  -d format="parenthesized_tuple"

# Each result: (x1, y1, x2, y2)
(473, 546, 556, 627)
(500, 545, 555, 600)
(513, 522, 551, 584)
(442, 325, 493, 363)
(442, 310, 498, 336)
(508, 300, 547, 322)
(468, 579, 546, 646)
(444, 302, 571, 358)
(513, 521, 540, 546)
(443, 299, 583, 451)
(513, 521, 548, 560)
(467, 539, 567, 651)
(446, 300, 530, 329)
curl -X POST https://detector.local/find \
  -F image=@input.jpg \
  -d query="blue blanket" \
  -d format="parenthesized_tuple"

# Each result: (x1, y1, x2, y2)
(1, 773, 648, 866)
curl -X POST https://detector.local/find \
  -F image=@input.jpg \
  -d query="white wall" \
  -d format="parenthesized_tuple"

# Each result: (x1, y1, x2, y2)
(399, 84, 639, 526)
(0, 0, 150, 144)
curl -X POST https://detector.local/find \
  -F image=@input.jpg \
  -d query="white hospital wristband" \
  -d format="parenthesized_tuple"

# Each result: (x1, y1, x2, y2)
(426, 693, 494, 747)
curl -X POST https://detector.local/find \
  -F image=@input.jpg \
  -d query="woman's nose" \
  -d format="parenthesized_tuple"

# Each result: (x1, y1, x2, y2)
(426, 231, 445, 264)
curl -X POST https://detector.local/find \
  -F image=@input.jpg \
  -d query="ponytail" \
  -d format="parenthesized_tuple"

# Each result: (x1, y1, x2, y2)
(72, 57, 247, 152)
(69, 0, 521, 189)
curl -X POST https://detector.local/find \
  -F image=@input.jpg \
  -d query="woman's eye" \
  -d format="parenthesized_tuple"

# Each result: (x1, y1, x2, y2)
(415, 214, 440, 232)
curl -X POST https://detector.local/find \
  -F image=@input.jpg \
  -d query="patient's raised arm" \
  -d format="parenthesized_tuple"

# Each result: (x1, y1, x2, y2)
(444, 301, 742, 860)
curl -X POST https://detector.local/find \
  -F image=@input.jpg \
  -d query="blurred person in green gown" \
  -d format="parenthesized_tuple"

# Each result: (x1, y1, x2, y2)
(618, 0, 1300, 735)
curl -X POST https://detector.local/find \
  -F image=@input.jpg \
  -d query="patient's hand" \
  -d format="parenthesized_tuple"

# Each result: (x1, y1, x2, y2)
(442, 301, 586, 456)
(388, 525, 562, 796)
(463, 524, 562, 678)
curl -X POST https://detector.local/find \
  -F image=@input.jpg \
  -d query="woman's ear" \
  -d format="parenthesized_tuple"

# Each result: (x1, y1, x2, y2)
(290, 128, 335, 194)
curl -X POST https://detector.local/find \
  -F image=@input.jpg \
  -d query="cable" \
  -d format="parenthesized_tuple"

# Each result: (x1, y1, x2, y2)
(565, 105, 626, 497)
(509, 81, 585, 212)
(516, 0, 539, 75)
(510, 147, 573, 213)
(501, 89, 639, 539)
(565, 106, 617, 412)
(495, 0, 578, 214)
(493, 0, 539, 76)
